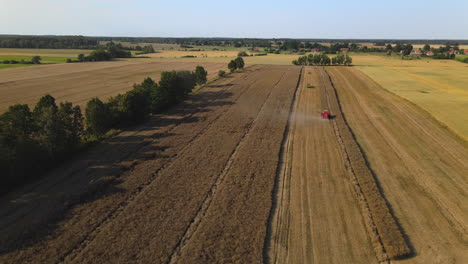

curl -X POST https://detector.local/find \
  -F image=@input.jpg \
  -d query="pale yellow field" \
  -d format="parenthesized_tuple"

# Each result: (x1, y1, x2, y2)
(354, 55, 468, 140)
(139, 50, 299, 65)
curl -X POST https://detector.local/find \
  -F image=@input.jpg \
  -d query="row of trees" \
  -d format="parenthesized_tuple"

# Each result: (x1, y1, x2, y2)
(0, 66, 208, 194)
(2, 35, 468, 50)
(228, 57, 245, 72)
(292, 54, 352, 66)
(2, 56, 42, 64)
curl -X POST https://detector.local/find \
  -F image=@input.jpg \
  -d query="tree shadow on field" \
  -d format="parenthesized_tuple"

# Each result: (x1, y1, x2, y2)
(0, 86, 236, 256)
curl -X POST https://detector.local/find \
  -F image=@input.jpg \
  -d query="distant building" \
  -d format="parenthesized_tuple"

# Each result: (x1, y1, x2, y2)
(409, 50, 423, 56)
(464, 50, 468, 55)
(311, 48, 320, 53)
(449, 49, 459, 55)
(252, 48, 260, 52)
(340, 48, 349, 52)
(425, 51, 434, 56)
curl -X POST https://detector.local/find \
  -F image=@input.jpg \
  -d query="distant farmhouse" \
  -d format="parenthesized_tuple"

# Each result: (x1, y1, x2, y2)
(425, 51, 434, 56)
(409, 50, 423, 56)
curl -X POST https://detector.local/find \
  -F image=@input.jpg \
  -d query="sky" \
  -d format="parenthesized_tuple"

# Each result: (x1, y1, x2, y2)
(1, 0, 467, 39)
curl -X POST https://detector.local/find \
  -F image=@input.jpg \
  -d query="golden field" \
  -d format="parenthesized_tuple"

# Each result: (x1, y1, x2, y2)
(353, 54, 468, 141)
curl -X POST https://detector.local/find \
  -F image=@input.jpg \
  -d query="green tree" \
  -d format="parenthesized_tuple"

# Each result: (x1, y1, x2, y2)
(423, 44, 431, 51)
(194, 66, 208, 85)
(228, 60, 237, 72)
(218, 70, 226, 77)
(234, 57, 245, 69)
(78, 54, 85, 62)
(57, 102, 84, 150)
(85, 97, 110, 136)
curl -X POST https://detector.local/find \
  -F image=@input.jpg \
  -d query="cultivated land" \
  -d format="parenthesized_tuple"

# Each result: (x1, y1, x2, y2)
(0, 65, 300, 263)
(0, 60, 226, 112)
(326, 67, 467, 264)
(353, 54, 468, 140)
(269, 65, 467, 264)
(1, 50, 467, 264)
(267, 67, 377, 264)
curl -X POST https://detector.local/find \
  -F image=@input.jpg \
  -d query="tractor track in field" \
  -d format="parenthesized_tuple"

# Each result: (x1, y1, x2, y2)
(264, 67, 303, 264)
(58, 71, 263, 264)
(167, 71, 288, 264)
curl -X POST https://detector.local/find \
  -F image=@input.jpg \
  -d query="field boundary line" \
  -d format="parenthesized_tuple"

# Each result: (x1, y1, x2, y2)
(166, 68, 288, 264)
(57, 69, 262, 264)
(263, 66, 303, 264)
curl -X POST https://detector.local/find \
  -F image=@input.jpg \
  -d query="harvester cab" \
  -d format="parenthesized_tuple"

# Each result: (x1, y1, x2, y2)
(321, 110, 330, 119)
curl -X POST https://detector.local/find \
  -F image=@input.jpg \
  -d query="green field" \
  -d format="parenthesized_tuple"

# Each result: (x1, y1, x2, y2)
(0, 55, 74, 63)
(0, 55, 76, 69)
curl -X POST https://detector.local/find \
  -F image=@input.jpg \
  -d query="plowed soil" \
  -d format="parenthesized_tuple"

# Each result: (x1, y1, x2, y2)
(0, 60, 226, 112)
(0, 65, 300, 264)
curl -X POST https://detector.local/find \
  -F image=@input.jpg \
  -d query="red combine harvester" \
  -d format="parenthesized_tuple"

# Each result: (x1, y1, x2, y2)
(321, 110, 330, 119)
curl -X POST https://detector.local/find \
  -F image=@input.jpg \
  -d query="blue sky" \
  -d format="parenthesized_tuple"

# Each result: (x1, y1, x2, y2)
(1, 0, 467, 39)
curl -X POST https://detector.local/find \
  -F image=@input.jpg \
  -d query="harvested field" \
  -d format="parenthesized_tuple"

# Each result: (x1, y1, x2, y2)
(325, 67, 468, 263)
(0, 60, 226, 112)
(267, 66, 376, 264)
(0, 65, 300, 264)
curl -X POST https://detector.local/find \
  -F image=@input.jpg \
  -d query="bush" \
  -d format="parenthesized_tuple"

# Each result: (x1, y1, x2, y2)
(237, 51, 249, 57)
(66, 58, 72, 63)
(218, 70, 226, 77)
(31, 56, 42, 64)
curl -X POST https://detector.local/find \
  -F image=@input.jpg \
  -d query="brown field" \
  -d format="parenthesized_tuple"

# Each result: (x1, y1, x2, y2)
(0, 65, 300, 263)
(0, 60, 226, 112)
(0, 60, 466, 264)
(268, 66, 467, 263)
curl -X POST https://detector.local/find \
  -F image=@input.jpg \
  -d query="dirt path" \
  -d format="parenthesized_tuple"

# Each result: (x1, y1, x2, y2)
(325, 67, 468, 264)
(0, 65, 300, 264)
(0, 60, 226, 112)
(267, 67, 377, 264)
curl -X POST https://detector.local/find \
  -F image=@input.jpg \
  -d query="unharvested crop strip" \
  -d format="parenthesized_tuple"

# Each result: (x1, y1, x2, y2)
(167, 70, 288, 264)
(58, 70, 261, 264)
(318, 67, 410, 261)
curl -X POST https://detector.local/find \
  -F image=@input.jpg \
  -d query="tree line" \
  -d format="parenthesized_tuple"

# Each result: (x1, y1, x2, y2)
(292, 54, 352, 66)
(2, 35, 468, 50)
(68, 42, 132, 63)
(0, 66, 208, 195)
(2, 56, 42, 65)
